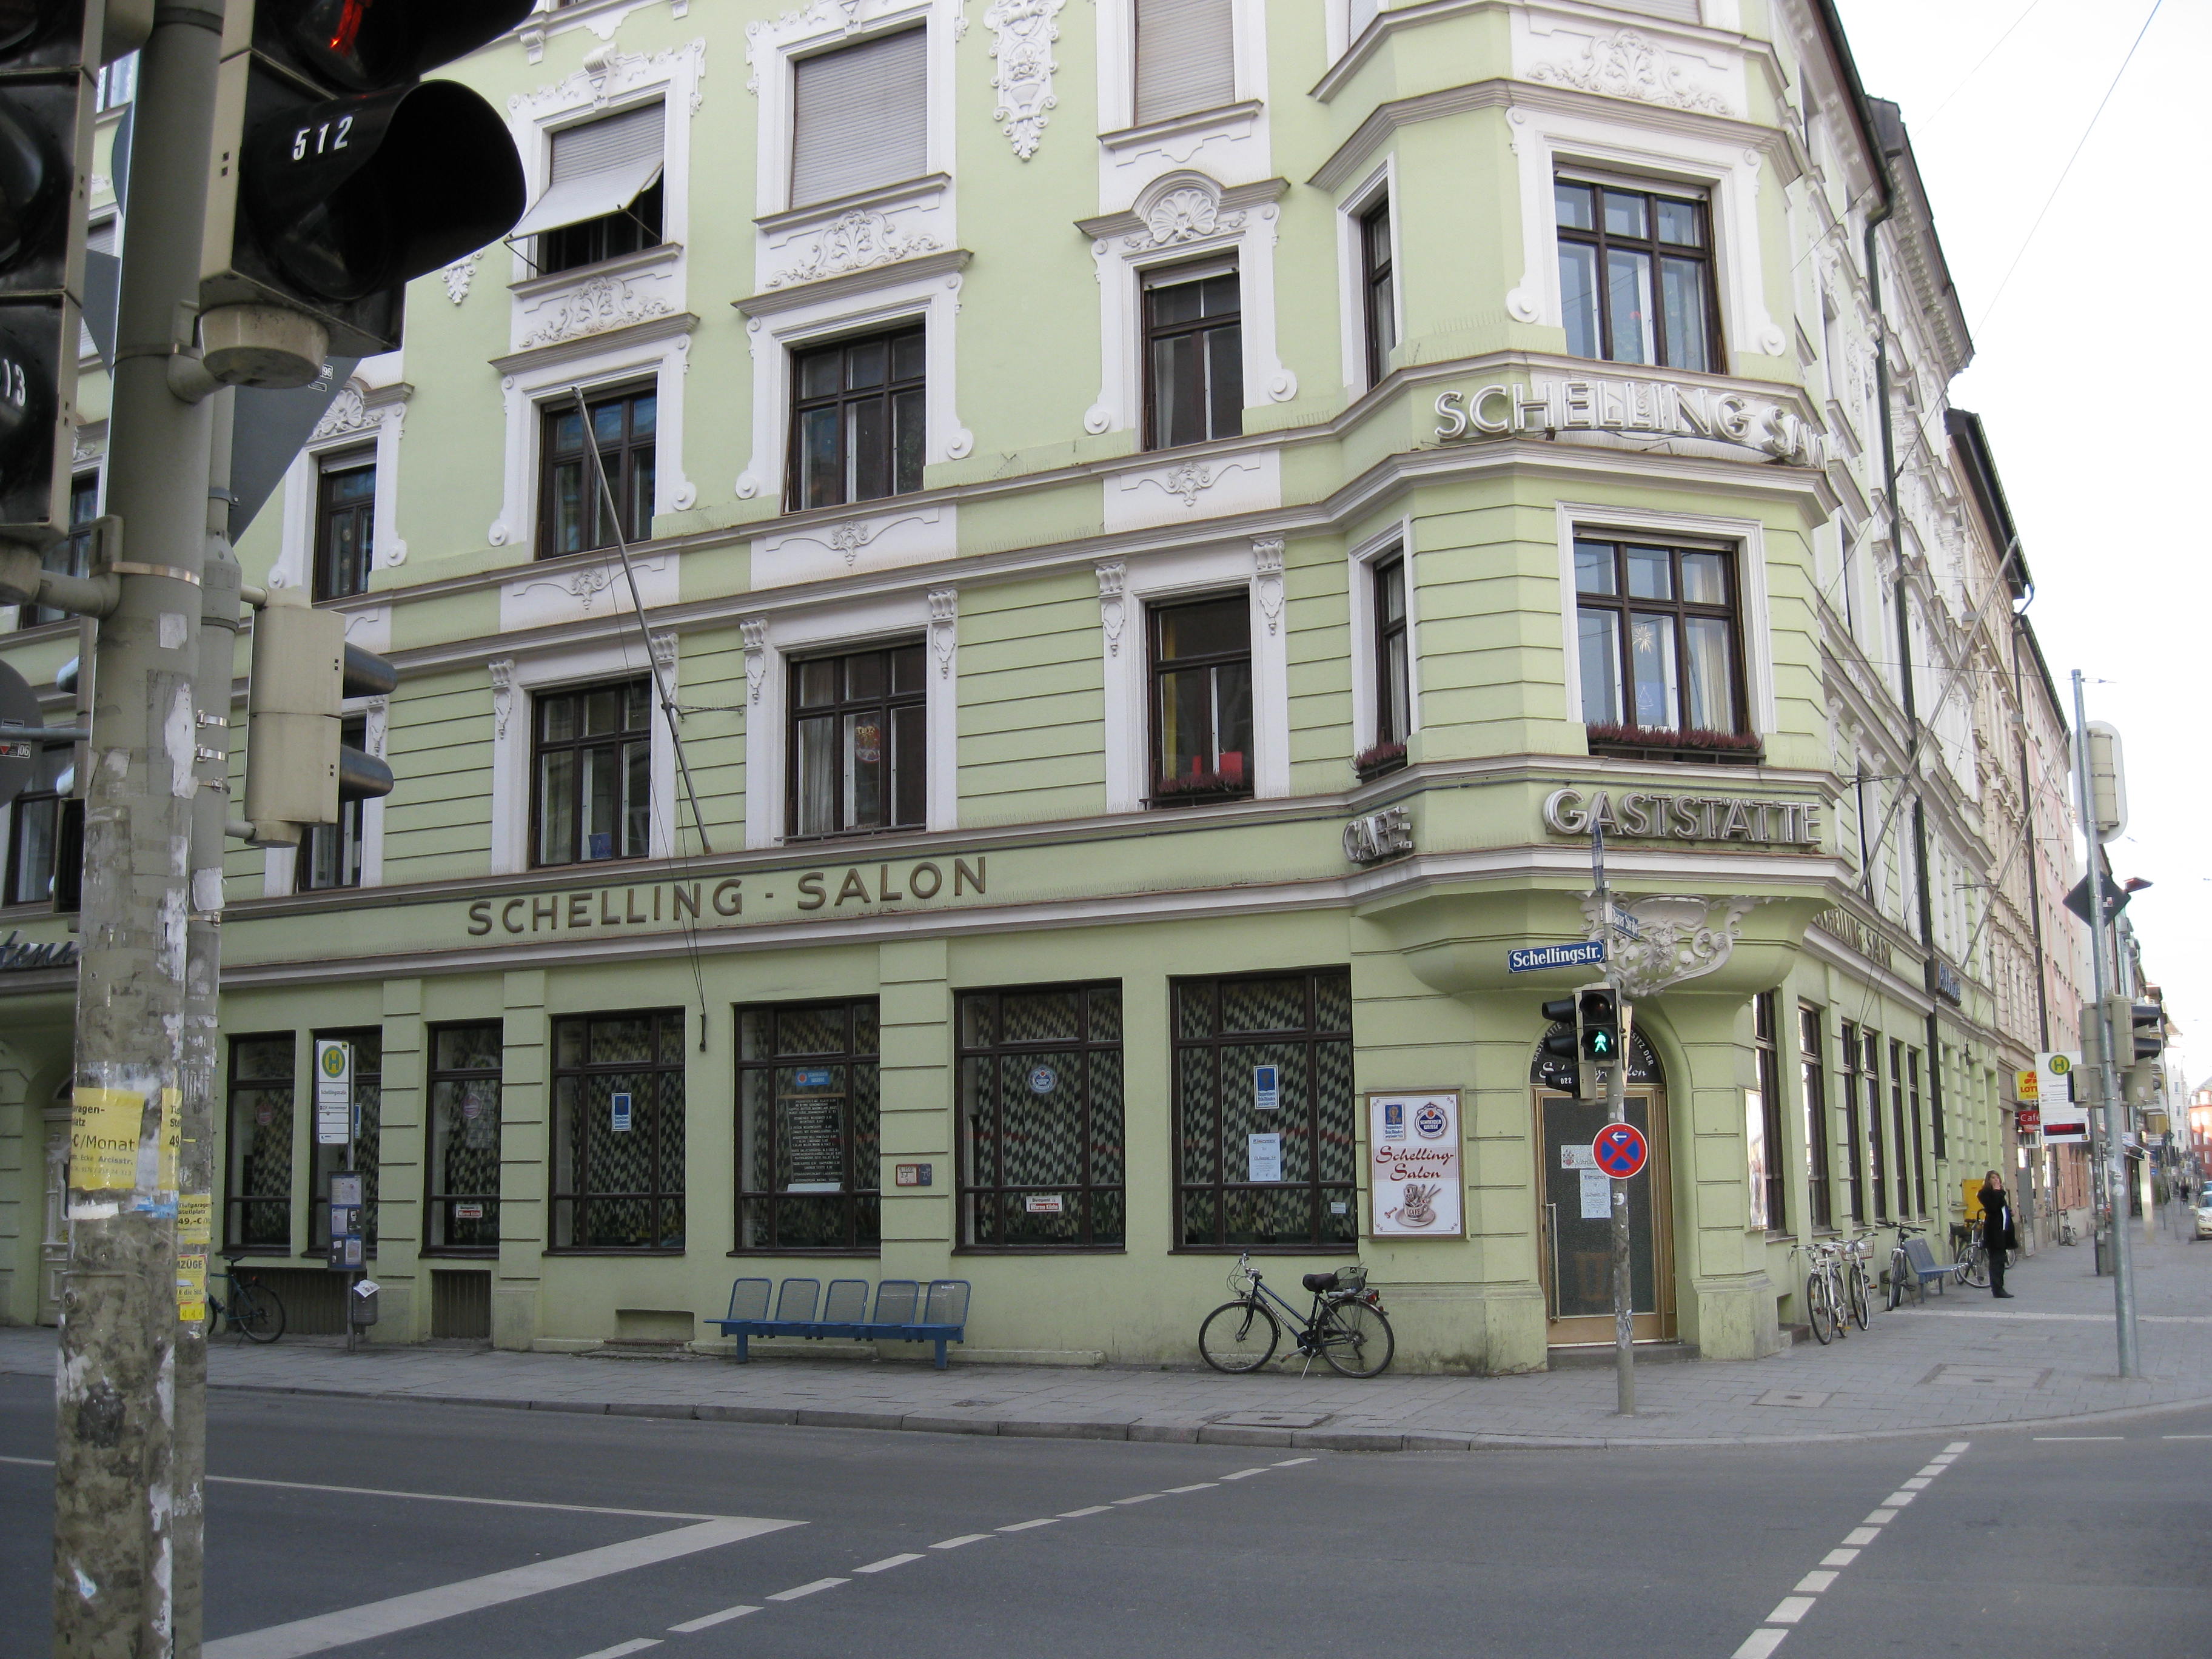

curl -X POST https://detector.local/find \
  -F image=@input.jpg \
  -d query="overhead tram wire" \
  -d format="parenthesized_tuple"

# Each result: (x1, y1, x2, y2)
(1925, 0, 2048, 121)
(571, 384, 717, 1051)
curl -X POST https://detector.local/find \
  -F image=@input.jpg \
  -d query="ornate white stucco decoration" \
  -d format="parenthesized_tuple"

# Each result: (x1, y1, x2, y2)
(1096, 561, 1126, 656)
(566, 566, 619, 610)
(363, 697, 389, 759)
(740, 617, 768, 702)
(1529, 28, 1731, 116)
(1580, 893, 1768, 999)
(766, 209, 943, 289)
(1159, 459, 1215, 507)
(311, 381, 377, 441)
(513, 36, 708, 118)
(928, 588, 958, 679)
(1125, 183, 1245, 253)
(520, 274, 672, 346)
(1252, 537, 1285, 635)
(489, 659, 515, 738)
(984, 0, 1062, 159)
(441, 251, 484, 305)
(70, 429, 102, 468)
(649, 630, 679, 672)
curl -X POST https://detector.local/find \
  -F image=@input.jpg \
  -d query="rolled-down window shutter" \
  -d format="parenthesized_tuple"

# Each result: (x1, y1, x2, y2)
(1134, 0, 1234, 126)
(790, 27, 928, 208)
(1347, 0, 1381, 42)
(511, 102, 665, 238)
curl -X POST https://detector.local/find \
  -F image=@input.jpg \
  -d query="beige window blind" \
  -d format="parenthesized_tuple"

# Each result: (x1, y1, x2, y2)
(790, 27, 928, 208)
(1134, 0, 1234, 127)
(512, 102, 666, 238)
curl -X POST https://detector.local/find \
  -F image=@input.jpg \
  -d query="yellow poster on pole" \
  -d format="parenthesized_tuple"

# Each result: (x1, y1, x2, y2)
(176, 1253, 207, 1324)
(70, 1087, 144, 1191)
(156, 1087, 181, 1194)
(178, 1193, 212, 1247)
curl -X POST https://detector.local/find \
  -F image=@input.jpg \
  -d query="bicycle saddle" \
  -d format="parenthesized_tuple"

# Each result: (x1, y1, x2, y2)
(1301, 1272, 1339, 1292)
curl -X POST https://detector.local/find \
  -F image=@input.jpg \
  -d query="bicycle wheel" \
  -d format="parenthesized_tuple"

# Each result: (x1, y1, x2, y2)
(1847, 1262, 1872, 1330)
(1199, 1299, 1279, 1373)
(1886, 1248, 1908, 1311)
(1318, 1299, 1395, 1378)
(232, 1280, 286, 1344)
(1958, 1243, 1989, 1289)
(1806, 1272, 1835, 1344)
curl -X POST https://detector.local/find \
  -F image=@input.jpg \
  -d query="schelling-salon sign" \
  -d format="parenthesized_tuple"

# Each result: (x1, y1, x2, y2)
(464, 856, 988, 937)
(1435, 373, 1828, 467)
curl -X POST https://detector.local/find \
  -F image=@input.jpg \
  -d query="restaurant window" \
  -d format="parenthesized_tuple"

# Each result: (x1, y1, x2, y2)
(540, 384, 655, 557)
(550, 1010, 685, 1252)
(1862, 1029, 1888, 1219)
(1573, 537, 1746, 743)
(1799, 1005, 1832, 1232)
(1150, 593, 1252, 804)
(790, 27, 927, 208)
(1144, 263, 1241, 451)
(1173, 970, 1356, 1250)
(1839, 1022, 1868, 1225)
(426, 1022, 503, 1255)
(1554, 178, 1719, 373)
(958, 985, 1124, 1250)
(736, 999, 880, 1252)
(1891, 1037, 1918, 1219)
(312, 455, 375, 601)
(19, 471, 98, 630)
(225, 1035, 295, 1252)
(295, 716, 367, 892)
(1360, 197, 1396, 387)
(532, 679, 651, 868)
(1910, 1048, 1932, 1198)
(1750, 992, 1787, 1233)
(1373, 554, 1410, 749)
(786, 327, 925, 512)
(788, 641, 927, 839)
(1133, 0, 1233, 126)
(521, 103, 666, 277)
(4, 744, 69, 906)
(308, 1029, 380, 1256)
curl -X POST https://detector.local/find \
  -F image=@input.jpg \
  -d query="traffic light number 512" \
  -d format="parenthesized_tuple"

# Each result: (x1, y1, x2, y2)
(290, 116, 355, 160)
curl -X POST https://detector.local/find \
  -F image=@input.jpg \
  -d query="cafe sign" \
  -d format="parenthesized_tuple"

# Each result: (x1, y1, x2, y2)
(1435, 374, 1828, 468)
(1543, 788, 1820, 847)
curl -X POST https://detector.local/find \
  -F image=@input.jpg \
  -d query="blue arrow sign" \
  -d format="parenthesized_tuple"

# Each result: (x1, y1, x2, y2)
(1507, 940, 1607, 973)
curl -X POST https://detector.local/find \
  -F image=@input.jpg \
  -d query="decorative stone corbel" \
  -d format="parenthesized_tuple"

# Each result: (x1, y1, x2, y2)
(1096, 561, 1126, 656)
(488, 659, 514, 739)
(1580, 893, 1769, 999)
(928, 588, 957, 679)
(740, 617, 768, 703)
(1253, 537, 1285, 635)
(649, 630, 679, 674)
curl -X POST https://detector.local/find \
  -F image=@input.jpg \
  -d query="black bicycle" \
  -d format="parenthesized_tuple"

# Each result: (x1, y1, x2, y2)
(1198, 1253, 1394, 1378)
(210, 1262, 285, 1343)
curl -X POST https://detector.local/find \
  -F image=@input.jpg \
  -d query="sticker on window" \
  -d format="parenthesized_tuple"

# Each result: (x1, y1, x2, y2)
(1025, 1193, 1064, 1213)
(1253, 1064, 1279, 1111)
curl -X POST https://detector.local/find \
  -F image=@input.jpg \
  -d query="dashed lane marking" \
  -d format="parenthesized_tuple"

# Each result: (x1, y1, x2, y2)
(1729, 1631, 1789, 1659)
(577, 1641, 660, 1659)
(1058, 1506, 1114, 1517)
(853, 1555, 923, 1574)
(1219, 1468, 1271, 1480)
(2035, 1435, 2123, 1441)
(930, 1534, 992, 1549)
(666, 1606, 758, 1633)
(1111, 1493, 1164, 1505)
(1766, 1597, 1815, 1624)
(1819, 1549, 1859, 1567)
(765, 1578, 847, 1602)
(1842, 1528, 1880, 1546)
(997, 1518, 1057, 1531)
(1272, 1457, 1317, 1466)
(1792, 1572, 1837, 1594)
(2163, 1434, 2212, 1440)
(1163, 1483, 1219, 1493)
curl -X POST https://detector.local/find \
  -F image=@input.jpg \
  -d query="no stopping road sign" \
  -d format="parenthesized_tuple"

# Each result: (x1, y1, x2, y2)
(1592, 1124, 1648, 1179)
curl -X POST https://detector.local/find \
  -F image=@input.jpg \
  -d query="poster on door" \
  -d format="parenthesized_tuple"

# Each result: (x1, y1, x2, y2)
(1367, 1090, 1463, 1238)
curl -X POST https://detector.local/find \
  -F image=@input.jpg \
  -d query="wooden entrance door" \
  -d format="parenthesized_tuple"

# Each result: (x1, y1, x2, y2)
(1535, 1087, 1675, 1344)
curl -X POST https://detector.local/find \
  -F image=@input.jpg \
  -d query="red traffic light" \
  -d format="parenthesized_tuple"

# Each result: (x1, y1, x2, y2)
(261, 0, 536, 91)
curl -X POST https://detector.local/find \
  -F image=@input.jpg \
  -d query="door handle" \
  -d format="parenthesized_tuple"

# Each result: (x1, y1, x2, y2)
(1545, 1201, 1559, 1313)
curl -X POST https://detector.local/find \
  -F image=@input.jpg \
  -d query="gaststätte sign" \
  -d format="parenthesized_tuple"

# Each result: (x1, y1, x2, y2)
(1434, 373, 1828, 467)
(1542, 788, 1821, 848)
(1368, 1089, 1463, 1238)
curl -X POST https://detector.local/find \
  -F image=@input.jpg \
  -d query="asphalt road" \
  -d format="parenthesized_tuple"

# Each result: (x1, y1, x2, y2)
(1, 1372, 2205, 1659)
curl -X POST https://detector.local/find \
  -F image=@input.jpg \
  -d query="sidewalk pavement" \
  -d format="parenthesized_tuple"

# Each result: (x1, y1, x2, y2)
(7, 1225, 2209, 1450)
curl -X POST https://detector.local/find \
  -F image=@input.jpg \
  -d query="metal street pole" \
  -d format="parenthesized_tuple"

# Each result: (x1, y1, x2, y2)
(1594, 825, 1633, 1416)
(2070, 669, 2139, 1379)
(53, 5, 224, 1652)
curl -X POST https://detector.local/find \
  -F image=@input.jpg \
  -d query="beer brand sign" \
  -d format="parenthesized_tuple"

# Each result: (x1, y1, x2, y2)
(1435, 374, 1828, 467)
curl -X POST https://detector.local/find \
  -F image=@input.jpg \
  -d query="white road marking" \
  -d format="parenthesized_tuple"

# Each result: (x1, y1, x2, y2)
(1218, 1469, 1271, 1480)
(1945, 1441, 1971, 1453)
(1163, 1483, 1219, 1493)
(1272, 1457, 1316, 1466)
(930, 1533, 991, 1549)
(1057, 1506, 1113, 1518)
(1111, 1494, 1163, 1506)
(1881, 1491, 1915, 1506)
(666, 1606, 759, 1633)
(0, 1454, 53, 1467)
(1843, 1527, 1880, 1546)
(1899, 1478, 1931, 1490)
(853, 1555, 923, 1574)
(1793, 1572, 1838, 1594)
(204, 1518, 797, 1659)
(577, 1641, 659, 1659)
(997, 1519, 1057, 1531)
(1820, 1548, 1860, 1567)
(2034, 1435, 2122, 1442)
(1864, 1508, 1899, 1524)
(2162, 1434, 2212, 1441)
(1730, 1629, 1790, 1659)
(1768, 1597, 1815, 1624)
(766, 1578, 847, 1602)
(206, 1473, 740, 1523)
(1914, 1465, 1948, 1476)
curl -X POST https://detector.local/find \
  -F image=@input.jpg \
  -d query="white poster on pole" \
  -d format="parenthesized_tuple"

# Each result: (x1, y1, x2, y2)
(1367, 1090, 1463, 1237)
(313, 1039, 352, 1147)
(2036, 1050, 2088, 1142)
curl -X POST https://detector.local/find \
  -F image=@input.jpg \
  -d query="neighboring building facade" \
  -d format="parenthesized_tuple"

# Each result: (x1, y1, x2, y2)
(0, 0, 2102, 1367)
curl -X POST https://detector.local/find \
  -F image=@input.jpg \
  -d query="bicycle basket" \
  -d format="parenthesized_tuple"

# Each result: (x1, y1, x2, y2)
(1333, 1265, 1368, 1293)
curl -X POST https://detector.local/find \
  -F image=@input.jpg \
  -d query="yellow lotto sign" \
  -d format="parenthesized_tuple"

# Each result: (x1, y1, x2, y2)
(2016, 1069, 2039, 1102)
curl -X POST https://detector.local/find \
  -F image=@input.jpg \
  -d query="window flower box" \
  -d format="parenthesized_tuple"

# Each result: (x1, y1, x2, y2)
(1150, 764, 1251, 807)
(1584, 723, 1763, 766)
(1353, 740, 1406, 782)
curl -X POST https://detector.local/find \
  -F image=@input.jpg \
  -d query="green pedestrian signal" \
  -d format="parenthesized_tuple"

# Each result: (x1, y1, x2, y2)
(1577, 988, 1620, 1065)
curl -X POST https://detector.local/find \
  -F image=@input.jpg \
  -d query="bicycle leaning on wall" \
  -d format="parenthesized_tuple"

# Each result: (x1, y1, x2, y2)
(1197, 1253, 1394, 1377)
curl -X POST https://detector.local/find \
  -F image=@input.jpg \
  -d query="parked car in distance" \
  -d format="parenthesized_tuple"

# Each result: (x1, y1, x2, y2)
(2194, 1195, 2212, 1241)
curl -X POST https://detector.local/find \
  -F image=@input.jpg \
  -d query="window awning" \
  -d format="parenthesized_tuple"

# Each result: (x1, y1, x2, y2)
(512, 102, 664, 240)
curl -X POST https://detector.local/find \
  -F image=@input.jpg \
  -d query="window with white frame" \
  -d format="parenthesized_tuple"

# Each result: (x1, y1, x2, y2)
(1372, 554, 1410, 751)
(1150, 592, 1253, 805)
(1134, 0, 1234, 125)
(532, 679, 652, 868)
(787, 326, 926, 511)
(1143, 263, 1241, 451)
(1359, 197, 1395, 388)
(788, 640, 928, 839)
(790, 27, 927, 207)
(295, 716, 367, 892)
(312, 451, 375, 602)
(1555, 177, 1720, 374)
(511, 102, 666, 277)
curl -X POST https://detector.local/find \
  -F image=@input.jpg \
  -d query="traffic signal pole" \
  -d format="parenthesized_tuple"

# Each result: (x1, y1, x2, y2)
(53, 3, 226, 1652)
(1591, 826, 1634, 1416)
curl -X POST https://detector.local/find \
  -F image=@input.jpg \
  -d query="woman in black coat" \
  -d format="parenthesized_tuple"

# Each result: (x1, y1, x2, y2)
(1980, 1170, 2017, 1299)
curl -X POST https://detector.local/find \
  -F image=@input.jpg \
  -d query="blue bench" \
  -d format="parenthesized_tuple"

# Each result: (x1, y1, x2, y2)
(710, 1277, 971, 1370)
(1894, 1235, 1965, 1301)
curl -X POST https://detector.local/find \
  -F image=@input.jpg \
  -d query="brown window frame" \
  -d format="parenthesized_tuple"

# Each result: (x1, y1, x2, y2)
(424, 1021, 503, 1258)
(1891, 1037, 1919, 1219)
(1839, 1022, 1868, 1225)
(785, 640, 928, 841)
(1799, 1004, 1833, 1233)
(307, 1027, 381, 1258)
(1373, 554, 1410, 751)
(1360, 196, 1396, 387)
(957, 983, 1125, 1253)
(785, 326, 927, 512)
(224, 1033, 295, 1254)
(549, 1008, 686, 1253)
(3, 740, 69, 907)
(538, 383, 656, 559)
(1573, 536, 1750, 745)
(18, 471, 98, 631)
(1171, 968, 1358, 1253)
(1553, 176, 1722, 373)
(734, 998, 881, 1255)
(1142, 263, 1242, 451)
(294, 714, 367, 892)
(1910, 1048, 1932, 1199)
(312, 453, 375, 602)
(1148, 591, 1254, 806)
(1755, 992, 1788, 1235)
(529, 677, 652, 870)
(539, 176, 664, 278)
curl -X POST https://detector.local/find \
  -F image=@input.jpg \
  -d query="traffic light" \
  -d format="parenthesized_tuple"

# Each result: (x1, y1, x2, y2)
(199, 1, 530, 383)
(1577, 986, 1625, 1101)
(1540, 996, 1581, 1093)
(0, 0, 137, 537)
(2126, 1001, 2165, 1108)
(241, 587, 392, 846)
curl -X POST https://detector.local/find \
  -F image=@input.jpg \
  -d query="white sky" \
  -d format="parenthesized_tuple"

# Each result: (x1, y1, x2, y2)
(1833, 1, 2203, 1091)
